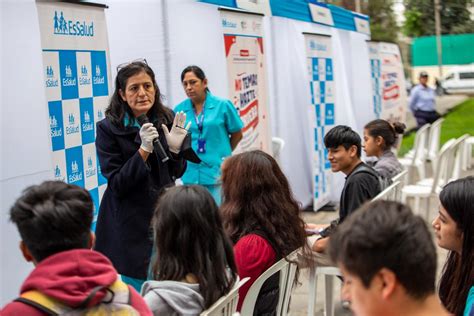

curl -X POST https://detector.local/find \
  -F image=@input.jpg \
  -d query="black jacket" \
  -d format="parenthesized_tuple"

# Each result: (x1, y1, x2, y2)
(94, 117, 186, 279)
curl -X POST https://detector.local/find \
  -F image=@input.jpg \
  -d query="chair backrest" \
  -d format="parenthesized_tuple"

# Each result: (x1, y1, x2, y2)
(411, 123, 431, 164)
(427, 118, 444, 161)
(240, 248, 300, 316)
(272, 137, 285, 165)
(372, 180, 401, 202)
(449, 134, 470, 181)
(392, 169, 408, 201)
(430, 139, 456, 193)
(200, 278, 250, 316)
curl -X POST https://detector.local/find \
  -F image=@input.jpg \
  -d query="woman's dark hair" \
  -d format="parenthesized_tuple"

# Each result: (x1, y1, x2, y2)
(10, 181, 93, 262)
(151, 185, 237, 309)
(438, 176, 474, 316)
(106, 61, 173, 128)
(221, 150, 314, 270)
(364, 119, 406, 150)
(180, 65, 210, 93)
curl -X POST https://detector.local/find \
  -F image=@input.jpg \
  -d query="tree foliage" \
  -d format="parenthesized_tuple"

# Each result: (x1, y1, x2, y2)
(328, 0, 400, 42)
(403, 0, 474, 37)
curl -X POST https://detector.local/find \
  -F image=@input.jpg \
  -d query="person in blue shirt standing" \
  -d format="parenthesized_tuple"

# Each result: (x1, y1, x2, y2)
(175, 65, 243, 204)
(409, 71, 440, 129)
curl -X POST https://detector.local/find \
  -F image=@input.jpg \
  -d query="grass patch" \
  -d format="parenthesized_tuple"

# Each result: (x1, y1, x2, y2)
(399, 98, 474, 156)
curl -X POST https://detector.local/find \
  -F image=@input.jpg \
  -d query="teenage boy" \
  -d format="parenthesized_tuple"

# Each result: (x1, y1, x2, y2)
(310, 125, 381, 252)
(328, 200, 449, 316)
(1, 181, 151, 315)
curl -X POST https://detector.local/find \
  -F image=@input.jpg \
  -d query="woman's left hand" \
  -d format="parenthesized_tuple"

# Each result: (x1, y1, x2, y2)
(162, 111, 191, 154)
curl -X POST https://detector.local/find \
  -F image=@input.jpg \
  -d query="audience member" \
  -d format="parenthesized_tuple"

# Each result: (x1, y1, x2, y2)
(311, 125, 381, 253)
(1, 181, 151, 315)
(220, 150, 314, 314)
(363, 119, 406, 179)
(329, 200, 449, 316)
(142, 185, 237, 315)
(433, 176, 474, 316)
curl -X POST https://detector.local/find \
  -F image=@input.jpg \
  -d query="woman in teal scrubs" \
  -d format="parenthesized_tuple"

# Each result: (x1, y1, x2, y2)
(175, 66, 243, 204)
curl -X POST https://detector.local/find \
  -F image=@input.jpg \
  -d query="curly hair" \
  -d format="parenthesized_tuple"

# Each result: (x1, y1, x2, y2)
(220, 150, 313, 266)
(106, 61, 173, 128)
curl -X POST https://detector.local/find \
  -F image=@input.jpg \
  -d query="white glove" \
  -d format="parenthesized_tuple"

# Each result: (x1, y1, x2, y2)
(162, 111, 191, 154)
(139, 123, 158, 153)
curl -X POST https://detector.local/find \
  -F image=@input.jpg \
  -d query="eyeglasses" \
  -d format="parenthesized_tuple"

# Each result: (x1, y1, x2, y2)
(116, 58, 148, 72)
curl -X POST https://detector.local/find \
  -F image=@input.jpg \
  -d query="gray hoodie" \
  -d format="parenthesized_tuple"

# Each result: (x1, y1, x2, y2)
(141, 280, 205, 316)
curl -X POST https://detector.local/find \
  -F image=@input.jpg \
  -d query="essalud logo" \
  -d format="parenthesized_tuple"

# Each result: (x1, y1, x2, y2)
(53, 11, 94, 37)
(46, 66, 59, 87)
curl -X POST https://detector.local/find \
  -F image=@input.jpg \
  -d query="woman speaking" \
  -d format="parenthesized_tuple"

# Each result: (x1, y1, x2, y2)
(94, 60, 188, 291)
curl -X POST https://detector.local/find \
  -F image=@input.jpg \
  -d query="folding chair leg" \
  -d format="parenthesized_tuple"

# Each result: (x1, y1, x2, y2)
(307, 267, 317, 316)
(414, 197, 421, 216)
(324, 275, 335, 316)
(425, 198, 430, 221)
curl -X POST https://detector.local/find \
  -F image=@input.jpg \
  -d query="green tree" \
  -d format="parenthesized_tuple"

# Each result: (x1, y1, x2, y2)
(403, 0, 474, 37)
(328, 0, 400, 42)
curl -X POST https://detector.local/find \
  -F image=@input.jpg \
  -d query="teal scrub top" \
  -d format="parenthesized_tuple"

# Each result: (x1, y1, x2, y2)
(174, 91, 243, 185)
(464, 286, 474, 316)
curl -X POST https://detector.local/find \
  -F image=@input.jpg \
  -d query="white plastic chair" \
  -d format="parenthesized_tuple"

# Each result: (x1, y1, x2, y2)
(272, 137, 285, 166)
(448, 135, 469, 182)
(463, 136, 474, 170)
(401, 139, 455, 220)
(426, 118, 444, 162)
(392, 169, 408, 201)
(415, 139, 457, 188)
(307, 266, 342, 316)
(399, 124, 431, 184)
(240, 249, 299, 316)
(372, 180, 401, 202)
(200, 278, 250, 316)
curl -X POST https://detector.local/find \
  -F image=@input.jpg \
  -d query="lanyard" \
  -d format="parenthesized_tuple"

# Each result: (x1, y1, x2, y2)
(193, 106, 205, 136)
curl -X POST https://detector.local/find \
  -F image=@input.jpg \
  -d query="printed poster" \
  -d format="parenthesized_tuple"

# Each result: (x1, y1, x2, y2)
(369, 41, 408, 123)
(304, 34, 336, 211)
(36, 2, 111, 230)
(221, 10, 271, 153)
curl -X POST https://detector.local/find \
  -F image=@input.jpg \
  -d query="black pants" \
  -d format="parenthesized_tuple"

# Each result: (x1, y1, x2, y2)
(414, 110, 440, 128)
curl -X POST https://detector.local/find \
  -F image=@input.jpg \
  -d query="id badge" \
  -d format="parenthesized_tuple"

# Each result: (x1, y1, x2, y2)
(197, 138, 206, 153)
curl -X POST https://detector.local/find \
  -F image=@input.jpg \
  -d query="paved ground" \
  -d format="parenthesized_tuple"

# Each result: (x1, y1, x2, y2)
(289, 166, 474, 316)
(405, 94, 468, 131)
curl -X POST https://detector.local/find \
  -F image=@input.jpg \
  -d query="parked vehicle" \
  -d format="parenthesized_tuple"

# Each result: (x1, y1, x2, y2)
(441, 65, 474, 94)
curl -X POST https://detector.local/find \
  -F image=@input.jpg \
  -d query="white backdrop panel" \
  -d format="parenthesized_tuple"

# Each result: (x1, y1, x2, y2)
(1, 0, 54, 305)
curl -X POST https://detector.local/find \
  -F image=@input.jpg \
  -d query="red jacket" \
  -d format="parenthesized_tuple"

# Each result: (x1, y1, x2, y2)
(1, 249, 152, 315)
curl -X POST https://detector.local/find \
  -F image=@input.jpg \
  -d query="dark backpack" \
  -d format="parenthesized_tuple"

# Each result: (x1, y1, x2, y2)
(350, 164, 392, 192)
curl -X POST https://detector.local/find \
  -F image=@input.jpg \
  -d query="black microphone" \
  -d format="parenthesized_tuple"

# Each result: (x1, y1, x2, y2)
(136, 114, 169, 163)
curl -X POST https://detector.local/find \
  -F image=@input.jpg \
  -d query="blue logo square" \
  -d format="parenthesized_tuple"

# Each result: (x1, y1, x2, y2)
(91, 51, 108, 97)
(314, 128, 318, 151)
(324, 148, 331, 169)
(80, 98, 95, 144)
(319, 81, 325, 103)
(48, 101, 65, 151)
(97, 154, 107, 186)
(325, 58, 333, 81)
(315, 104, 321, 126)
(59, 50, 79, 99)
(65, 146, 84, 187)
(312, 58, 319, 81)
(88, 188, 100, 217)
(325, 103, 335, 125)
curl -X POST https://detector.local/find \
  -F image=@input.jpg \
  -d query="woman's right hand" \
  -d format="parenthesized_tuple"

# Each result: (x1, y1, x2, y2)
(139, 123, 158, 153)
